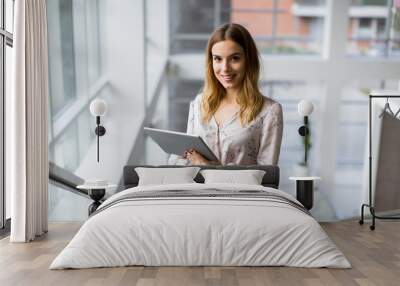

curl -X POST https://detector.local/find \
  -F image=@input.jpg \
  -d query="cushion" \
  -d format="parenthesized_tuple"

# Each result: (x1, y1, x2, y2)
(200, 169, 266, 185)
(135, 167, 201, 186)
(123, 165, 280, 189)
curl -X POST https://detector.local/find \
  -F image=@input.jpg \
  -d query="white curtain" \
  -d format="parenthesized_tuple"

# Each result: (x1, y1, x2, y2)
(8, 0, 49, 242)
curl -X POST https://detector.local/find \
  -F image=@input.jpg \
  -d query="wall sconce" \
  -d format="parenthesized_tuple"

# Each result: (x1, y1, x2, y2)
(90, 98, 107, 162)
(297, 99, 314, 165)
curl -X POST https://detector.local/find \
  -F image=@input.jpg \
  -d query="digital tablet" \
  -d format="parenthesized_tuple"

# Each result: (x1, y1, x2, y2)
(144, 127, 220, 162)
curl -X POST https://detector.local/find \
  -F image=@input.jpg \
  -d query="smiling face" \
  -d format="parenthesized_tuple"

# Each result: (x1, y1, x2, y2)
(211, 40, 246, 91)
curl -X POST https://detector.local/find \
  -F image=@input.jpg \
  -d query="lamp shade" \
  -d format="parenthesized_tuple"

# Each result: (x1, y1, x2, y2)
(298, 99, 314, 116)
(90, 98, 107, 116)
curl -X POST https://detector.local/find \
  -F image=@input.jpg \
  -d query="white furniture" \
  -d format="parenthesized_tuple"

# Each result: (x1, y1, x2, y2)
(289, 176, 321, 210)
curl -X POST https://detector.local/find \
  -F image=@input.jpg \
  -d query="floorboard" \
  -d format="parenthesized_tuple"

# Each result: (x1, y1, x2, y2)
(0, 220, 399, 286)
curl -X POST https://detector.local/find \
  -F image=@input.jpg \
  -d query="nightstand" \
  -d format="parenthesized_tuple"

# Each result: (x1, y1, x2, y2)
(77, 182, 116, 215)
(289, 176, 321, 210)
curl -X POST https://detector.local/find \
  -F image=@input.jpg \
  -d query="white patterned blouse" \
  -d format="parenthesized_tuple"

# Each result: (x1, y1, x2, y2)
(168, 94, 283, 166)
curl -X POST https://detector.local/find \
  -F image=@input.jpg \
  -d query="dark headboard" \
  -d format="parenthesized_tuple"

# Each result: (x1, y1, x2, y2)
(123, 165, 280, 189)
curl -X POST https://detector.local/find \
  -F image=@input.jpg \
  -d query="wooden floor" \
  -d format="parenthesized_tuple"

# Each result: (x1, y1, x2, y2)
(0, 221, 399, 286)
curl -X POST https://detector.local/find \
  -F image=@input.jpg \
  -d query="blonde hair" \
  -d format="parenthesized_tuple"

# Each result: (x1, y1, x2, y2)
(202, 23, 264, 126)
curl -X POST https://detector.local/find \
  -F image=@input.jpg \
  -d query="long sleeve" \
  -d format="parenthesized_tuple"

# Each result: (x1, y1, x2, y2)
(257, 103, 283, 165)
(167, 101, 195, 165)
(186, 100, 195, 135)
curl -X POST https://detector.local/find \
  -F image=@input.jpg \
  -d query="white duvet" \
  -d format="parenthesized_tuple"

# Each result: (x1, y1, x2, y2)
(50, 183, 351, 269)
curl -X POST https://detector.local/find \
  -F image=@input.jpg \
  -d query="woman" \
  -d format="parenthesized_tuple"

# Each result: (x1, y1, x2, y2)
(170, 23, 283, 166)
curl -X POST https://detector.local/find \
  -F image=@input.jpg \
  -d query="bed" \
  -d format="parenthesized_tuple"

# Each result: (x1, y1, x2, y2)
(50, 165, 350, 269)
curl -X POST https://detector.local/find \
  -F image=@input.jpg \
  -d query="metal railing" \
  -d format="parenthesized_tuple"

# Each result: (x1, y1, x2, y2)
(49, 162, 88, 198)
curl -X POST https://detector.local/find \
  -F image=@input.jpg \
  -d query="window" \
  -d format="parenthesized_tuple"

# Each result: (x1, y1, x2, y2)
(47, 0, 102, 175)
(1, 0, 14, 230)
(47, 0, 77, 116)
(170, 0, 231, 53)
(170, 0, 327, 55)
(168, 79, 203, 131)
(347, 0, 400, 57)
(46, 0, 106, 220)
(87, 0, 102, 85)
(232, 0, 326, 54)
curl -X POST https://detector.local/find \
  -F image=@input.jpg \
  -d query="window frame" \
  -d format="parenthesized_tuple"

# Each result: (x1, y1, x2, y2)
(1, 0, 14, 231)
(170, 0, 326, 55)
(347, 0, 398, 57)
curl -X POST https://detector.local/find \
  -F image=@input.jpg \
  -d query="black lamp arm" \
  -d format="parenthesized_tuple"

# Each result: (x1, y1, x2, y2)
(298, 116, 310, 165)
(95, 116, 106, 136)
(94, 116, 106, 162)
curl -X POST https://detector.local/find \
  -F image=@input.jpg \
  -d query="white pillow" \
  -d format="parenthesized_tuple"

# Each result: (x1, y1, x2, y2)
(135, 167, 200, 186)
(200, 169, 266, 185)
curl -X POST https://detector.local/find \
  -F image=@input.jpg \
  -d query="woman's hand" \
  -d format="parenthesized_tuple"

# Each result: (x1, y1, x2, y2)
(184, 149, 210, 165)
